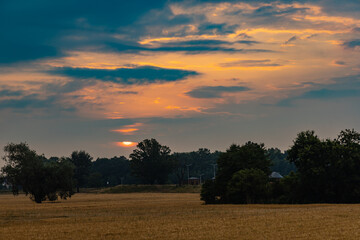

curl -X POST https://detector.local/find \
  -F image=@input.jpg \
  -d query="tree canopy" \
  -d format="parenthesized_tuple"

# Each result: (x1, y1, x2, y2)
(130, 139, 174, 184)
(201, 141, 271, 204)
(286, 129, 360, 203)
(89, 156, 131, 187)
(267, 148, 296, 176)
(70, 150, 92, 192)
(171, 148, 220, 185)
(227, 168, 268, 204)
(1, 143, 74, 203)
(201, 129, 360, 204)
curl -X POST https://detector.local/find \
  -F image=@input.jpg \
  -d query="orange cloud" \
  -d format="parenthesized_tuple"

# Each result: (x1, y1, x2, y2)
(111, 123, 143, 135)
(112, 128, 139, 134)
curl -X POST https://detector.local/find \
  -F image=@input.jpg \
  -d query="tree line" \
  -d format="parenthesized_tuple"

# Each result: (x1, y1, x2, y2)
(201, 129, 360, 204)
(0, 132, 303, 204)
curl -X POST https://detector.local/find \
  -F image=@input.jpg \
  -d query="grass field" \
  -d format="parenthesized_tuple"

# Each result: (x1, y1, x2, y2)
(101, 184, 201, 193)
(1, 193, 360, 239)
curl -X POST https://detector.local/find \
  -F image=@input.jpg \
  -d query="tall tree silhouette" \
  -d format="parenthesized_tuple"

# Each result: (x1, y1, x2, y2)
(70, 151, 92, 192)
(130, 139, 174, 184)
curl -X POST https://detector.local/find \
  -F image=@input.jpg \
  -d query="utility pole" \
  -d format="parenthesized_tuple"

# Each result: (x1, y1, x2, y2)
(211, 163, 217, 180)
(186, 164, 192, 184)
(199, 174, 204, 185)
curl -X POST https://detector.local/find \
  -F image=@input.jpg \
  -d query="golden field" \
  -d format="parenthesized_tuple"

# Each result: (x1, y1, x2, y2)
(1, 193, 360, 240)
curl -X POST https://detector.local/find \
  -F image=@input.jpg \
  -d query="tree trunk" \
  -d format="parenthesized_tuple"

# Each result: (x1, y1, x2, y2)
(77, 185, 80, 193)
(34, 195, 42, 204)
(246, 194, 252, 204)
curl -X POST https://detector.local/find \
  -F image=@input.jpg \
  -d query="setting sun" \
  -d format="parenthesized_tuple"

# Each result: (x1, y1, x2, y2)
(116, 141, 138, 147)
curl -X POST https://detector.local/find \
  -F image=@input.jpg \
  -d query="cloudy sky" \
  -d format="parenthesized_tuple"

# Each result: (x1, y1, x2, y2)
(1, 0, 360, 161)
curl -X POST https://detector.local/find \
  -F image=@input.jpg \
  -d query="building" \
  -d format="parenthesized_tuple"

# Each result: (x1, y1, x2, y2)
(269, 171, 283, 181)
(188, 177, 200, 185)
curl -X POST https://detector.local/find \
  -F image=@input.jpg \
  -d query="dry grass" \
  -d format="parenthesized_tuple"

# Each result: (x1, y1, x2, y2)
(1, 193, 360, 239)
(101, 184, 201, 193)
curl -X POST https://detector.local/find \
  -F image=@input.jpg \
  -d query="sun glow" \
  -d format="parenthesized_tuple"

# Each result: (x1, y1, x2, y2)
(116, 141, 137, 147)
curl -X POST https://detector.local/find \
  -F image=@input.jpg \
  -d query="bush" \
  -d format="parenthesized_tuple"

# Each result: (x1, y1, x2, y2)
(226, 168, 268, 204)
(1, 143, 75, 203)
(200, 180, 217, 204)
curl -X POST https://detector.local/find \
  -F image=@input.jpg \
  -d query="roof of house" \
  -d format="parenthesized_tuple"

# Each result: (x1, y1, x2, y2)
(188, 177, 199, 180)
(269, 171, 283, 179)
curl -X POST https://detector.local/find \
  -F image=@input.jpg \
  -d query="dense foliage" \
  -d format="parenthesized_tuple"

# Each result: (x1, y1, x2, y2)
(171, 148, 220, 185)
(129, 139, 175, 184)
(268, 148, 296, 176)
(227, 168, 268, 204)
(70, 150, 93, 192)
(201, 142, 271, 204)
(89, 156, 133, 187)
(1, 143, 74, 203)
(3, 129, 359, 204)
(285, 129, 360, 203)
(202, 129, 360, 204)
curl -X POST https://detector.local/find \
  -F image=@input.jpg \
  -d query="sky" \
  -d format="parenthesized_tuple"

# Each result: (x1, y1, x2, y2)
(1, 0, 360, 162)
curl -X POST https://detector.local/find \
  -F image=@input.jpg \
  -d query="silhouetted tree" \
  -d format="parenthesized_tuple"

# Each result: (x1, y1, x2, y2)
(201, 141, 271, 204)
(87, 172, 103, 188)
(70, 150, 92, 192)
(130, 139, 174, 184)
(267, 148, 296, 176)
(172, 153, 188, 185)
(286, 129, 360, 203)
(200, 179, 217, 204)
(227, 168, 268, 204)
(90, 156, 131, 186)
(170, 149, 221, 185)
(215, 142, 271, 202)
(1, 143, 74, 203)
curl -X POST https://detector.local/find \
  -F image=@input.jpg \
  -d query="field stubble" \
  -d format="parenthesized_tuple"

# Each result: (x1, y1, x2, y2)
(1, 193, 360, 239)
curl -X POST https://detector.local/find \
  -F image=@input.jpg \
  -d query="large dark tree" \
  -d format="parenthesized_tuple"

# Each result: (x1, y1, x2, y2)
(1, 143, 74, 203)
(286, 129, 360, 203)
(216, 142, 271, 202)
(70, 150, 92, 192)
(129, 139, 174, 184)
(172, 153, 187, 186)
(227, 168, 268, 204)
(201, 141, 271, 204)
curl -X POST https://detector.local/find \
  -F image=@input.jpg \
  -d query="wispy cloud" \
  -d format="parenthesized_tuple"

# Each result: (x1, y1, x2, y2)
(332, 60, 346, 66)
(220, 59, 283, 67)
(0, 89, 24, 97)
(277, 75, 360, 106)
(112, 39, 269, 54)
(49, 66, 199, 84)
(186, 86, 250, 99)
(283, 35, 297, 45)
(111, 123, 143, 135)
(343, 39, 360, 49)
(0, 94, 74, 112)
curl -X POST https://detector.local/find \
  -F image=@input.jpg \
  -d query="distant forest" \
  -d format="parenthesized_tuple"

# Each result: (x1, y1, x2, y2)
(83, 147, 294, 187)
(5, 129, 359, 204)
(0, 137, 295, 203)
(2, 146, 293, 188)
